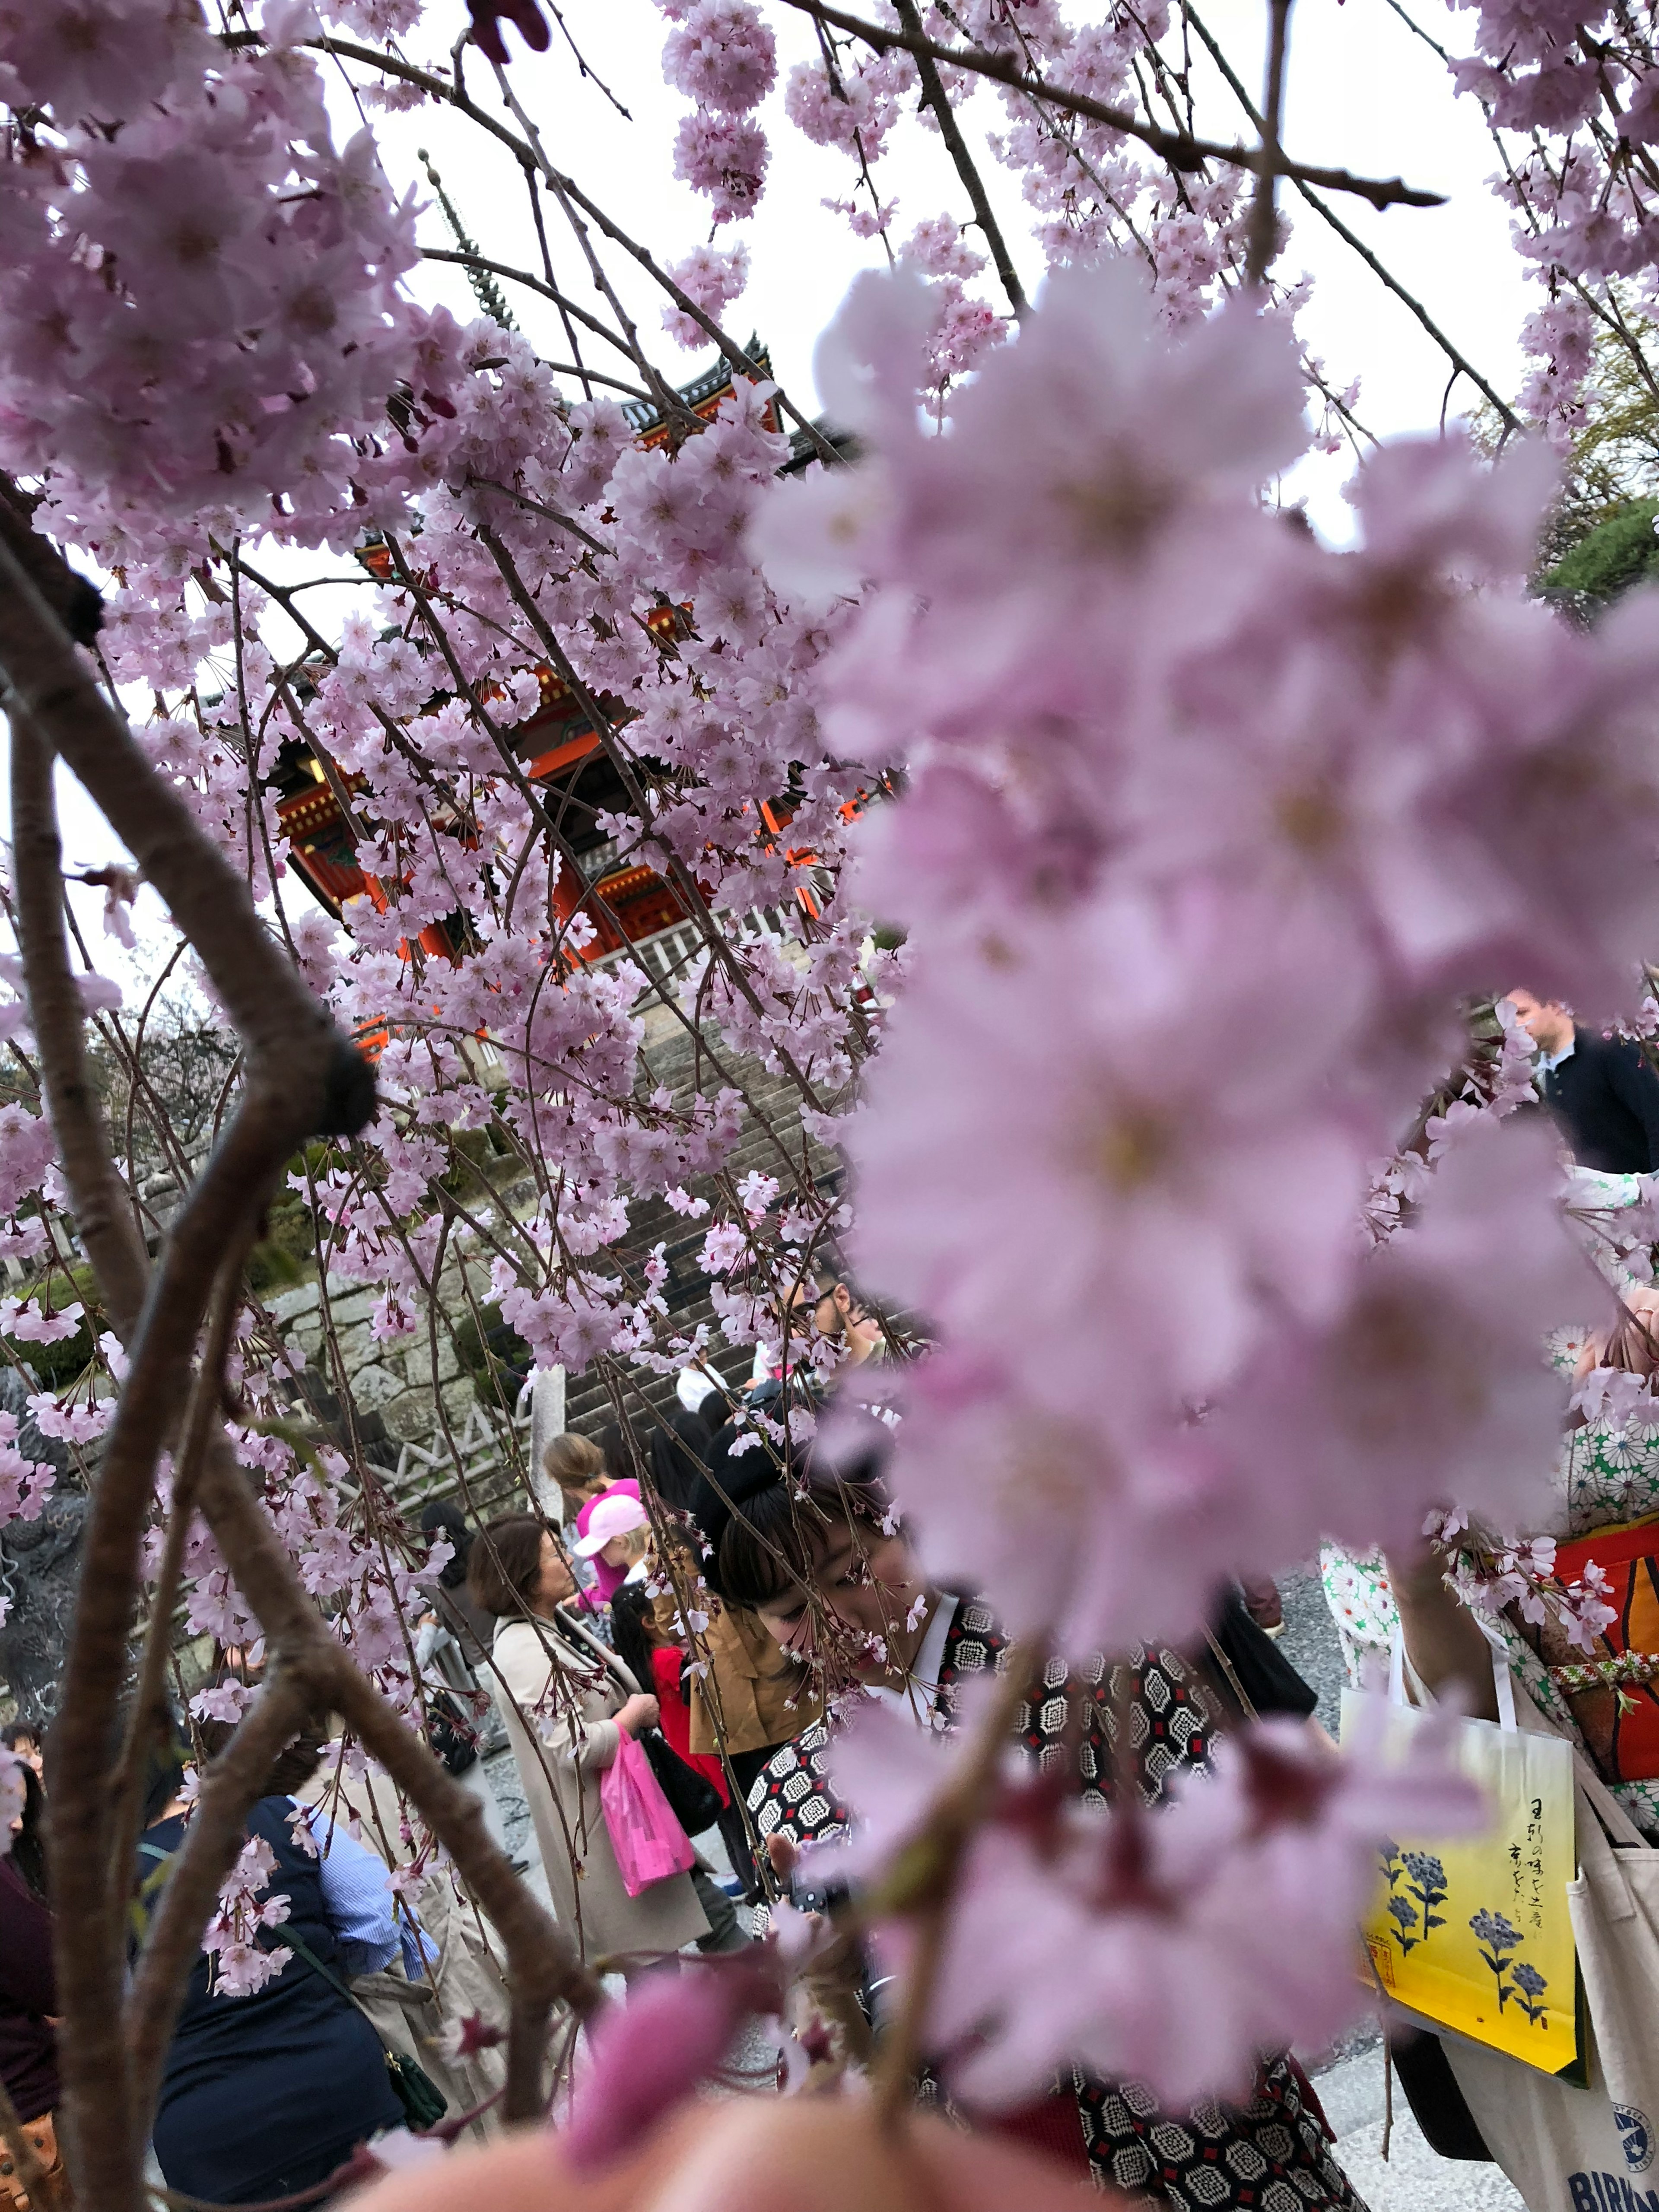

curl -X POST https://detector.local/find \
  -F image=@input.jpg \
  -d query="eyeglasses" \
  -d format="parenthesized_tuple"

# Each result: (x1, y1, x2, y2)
(776, 1290, 839, 1335)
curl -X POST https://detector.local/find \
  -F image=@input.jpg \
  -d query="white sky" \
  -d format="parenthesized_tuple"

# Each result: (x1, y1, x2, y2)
(17, 0, 1536, 979)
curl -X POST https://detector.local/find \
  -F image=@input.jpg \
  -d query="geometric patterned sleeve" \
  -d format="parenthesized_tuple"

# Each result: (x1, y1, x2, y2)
(744, 1719, 844, 1850)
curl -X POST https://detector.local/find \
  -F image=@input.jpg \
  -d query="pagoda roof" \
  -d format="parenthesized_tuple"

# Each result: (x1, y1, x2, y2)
(623, 340, 773, 434)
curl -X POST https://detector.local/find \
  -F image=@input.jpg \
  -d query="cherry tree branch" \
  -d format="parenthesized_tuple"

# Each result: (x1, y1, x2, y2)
(104, 1255, 249, 1961)
(0, 537, 600, 2202)
(891, 0, 1028, 318)
(7, 717, 149, 1323)
(1182, 3, 1522, 432)
(775, 0, 1448, 210)
(1246, 0, 1293, 283)
(221, 30, 845, 465)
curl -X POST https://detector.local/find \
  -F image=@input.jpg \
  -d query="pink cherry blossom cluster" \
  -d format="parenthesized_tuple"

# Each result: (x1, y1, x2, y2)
(764, 260, 1651, 1664)
(0, 0, 445, 528)
(661, 0, 776, 224)
(1438, 0, 1659, 438)
(662, 241, 752, 349)
(1437, 1519, 1621, 1652)
(817, 1687, 1483, 2108)
(200, 1832, 294, 1999)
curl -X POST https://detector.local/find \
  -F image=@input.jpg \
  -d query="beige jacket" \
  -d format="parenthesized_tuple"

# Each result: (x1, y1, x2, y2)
(491, 1608, 708, 1969)
(298, 1763, 512, 2142)
(686, 1599, 824, 1759)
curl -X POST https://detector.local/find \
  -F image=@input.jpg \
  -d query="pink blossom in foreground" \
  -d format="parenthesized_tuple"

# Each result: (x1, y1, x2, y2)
(853, 887, 1371, 1445)
(1, 1299, 83, 1345)
(1217, 1113, 1607, 1563)
(562, 1964, 773, 2173)
(823, 1697, 1482, 2109)
(464, 0, 550, 64)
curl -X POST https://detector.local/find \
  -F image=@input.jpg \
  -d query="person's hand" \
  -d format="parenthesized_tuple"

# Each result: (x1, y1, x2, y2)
(1575, 1286, 1659, 1382)
(616, 1694, 659, 1736)
(346, 2099, 1122, 2212)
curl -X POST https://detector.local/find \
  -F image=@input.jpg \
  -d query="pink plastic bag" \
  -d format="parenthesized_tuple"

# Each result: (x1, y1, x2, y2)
(600, 1732, 696, 1896)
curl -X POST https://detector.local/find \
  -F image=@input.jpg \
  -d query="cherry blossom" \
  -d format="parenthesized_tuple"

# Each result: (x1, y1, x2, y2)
(819, 1692, 1483, 2109)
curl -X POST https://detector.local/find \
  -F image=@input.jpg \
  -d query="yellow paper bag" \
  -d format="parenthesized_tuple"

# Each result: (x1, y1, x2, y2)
(1341, 1687, 1580, 2076)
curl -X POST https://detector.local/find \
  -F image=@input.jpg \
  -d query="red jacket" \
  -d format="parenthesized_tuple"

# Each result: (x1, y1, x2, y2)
(650, 1646, 730, 1805)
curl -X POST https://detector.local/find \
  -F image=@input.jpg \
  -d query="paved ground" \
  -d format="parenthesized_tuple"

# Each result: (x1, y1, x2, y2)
(1278, 1560, 1350, 1729)
(1313, 2042, 1526, 2212)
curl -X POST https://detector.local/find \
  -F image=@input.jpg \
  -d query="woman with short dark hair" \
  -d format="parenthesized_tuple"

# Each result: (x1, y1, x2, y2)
(468, 1513, 708, 1974)
(134, 1723, 404, 2206)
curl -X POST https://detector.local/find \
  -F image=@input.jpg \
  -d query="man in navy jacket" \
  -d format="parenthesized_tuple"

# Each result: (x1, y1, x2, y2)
(1507, 989, 1659, 1175)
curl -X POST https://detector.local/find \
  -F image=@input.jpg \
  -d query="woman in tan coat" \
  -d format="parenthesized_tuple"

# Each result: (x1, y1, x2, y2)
(467, 1513, 708, 1974)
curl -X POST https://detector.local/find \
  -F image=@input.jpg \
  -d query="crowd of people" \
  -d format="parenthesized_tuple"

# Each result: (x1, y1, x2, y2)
(5, 995, 1659, 2209)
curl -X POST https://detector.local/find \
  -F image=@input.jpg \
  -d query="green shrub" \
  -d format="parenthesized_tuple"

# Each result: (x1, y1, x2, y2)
(1544, 497, 1659, 602)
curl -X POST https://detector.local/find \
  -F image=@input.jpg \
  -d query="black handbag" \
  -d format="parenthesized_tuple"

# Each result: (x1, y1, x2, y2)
(425, 1687, 479, 1777)
(640, 1729, 723, 1837)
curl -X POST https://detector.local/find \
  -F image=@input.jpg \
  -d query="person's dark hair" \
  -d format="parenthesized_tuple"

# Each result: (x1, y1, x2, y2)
(693, 1423, 893, 1611)
(419, 1498, 473, 1590)
(9, 1764, 47, 1901)
(264, 1724, 333, 1798)
(1, 1720, 39, 1755)
(648, 1408, 713, 1513)
(608, 1582, 661, 1700)
(467, 1512, 549, 1618)
(595, 1421, 631, 1485)
(195, 1706, 335, 1799)
(140, 1723, 191, 1832)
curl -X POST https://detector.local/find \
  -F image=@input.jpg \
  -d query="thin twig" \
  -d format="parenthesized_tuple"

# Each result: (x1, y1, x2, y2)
(103, 1251, 251, 1957)
(870, 1648, 1040, 2123)
(223, 33, 849, 466)
(1183, 3, 1522, 431)
(418, 248, 645, 364)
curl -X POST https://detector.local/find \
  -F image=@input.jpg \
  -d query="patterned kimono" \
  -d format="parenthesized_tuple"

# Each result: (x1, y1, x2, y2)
(749, 1600, 1368, 2212)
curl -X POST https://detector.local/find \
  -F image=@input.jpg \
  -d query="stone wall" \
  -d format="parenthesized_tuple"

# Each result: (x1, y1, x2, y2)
(264, 984, 838, 1481)
(269, 1271, 480, 1449)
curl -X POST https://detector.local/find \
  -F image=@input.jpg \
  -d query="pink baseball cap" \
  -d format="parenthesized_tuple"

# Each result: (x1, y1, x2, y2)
(570, 1482, 648, 1558)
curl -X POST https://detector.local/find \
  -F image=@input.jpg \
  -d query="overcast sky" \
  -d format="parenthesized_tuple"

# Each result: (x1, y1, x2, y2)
(361, 0, 1533, 528)
(21, 0, 1538, 974)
